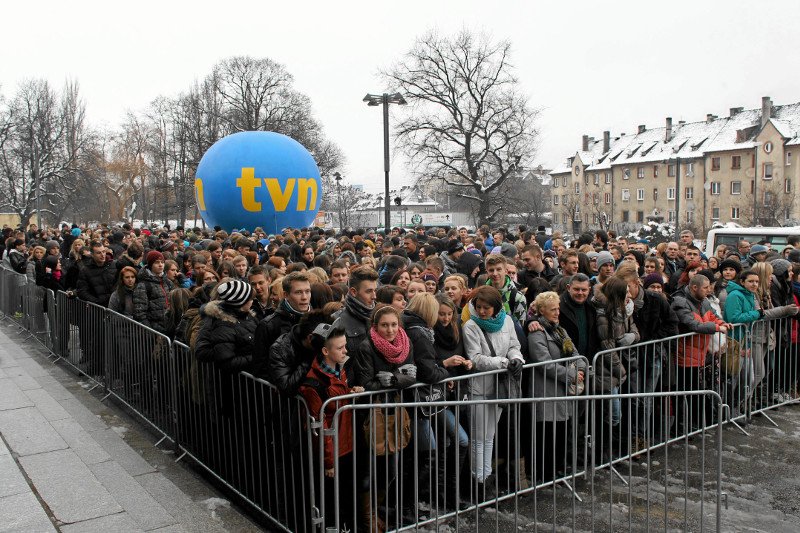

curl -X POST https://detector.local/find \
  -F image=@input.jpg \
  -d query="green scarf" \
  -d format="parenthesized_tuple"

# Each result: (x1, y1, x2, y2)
(538, 316, 575, 357)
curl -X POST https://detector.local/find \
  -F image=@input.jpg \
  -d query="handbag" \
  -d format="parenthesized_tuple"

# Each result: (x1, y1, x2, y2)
(567, 361, 584, 395)
(415, 385, 446, 417)
(363, 395, 411, 456)
(719, 336, 742, 376)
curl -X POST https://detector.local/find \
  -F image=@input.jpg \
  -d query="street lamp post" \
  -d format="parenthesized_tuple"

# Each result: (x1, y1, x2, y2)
(333, 172, 343, 229)
(363, 92, 407, 231)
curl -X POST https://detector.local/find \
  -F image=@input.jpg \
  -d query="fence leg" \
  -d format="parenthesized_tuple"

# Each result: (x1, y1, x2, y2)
(758, 411, 780, 428)
(608, 465, 629, 486)
(557, 478, 583, 502)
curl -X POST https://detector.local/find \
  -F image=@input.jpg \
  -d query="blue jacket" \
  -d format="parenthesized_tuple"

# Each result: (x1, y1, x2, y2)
(722, 281, 761, 340)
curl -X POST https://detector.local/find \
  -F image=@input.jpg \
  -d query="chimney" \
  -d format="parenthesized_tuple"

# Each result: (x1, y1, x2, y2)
(582, 134, 589, 151)
(665, 117, 673, 142)
(761, 96, 773, 127)
(603, 130, 610, 153)
(730, 107, 743, 117)
(706, 113, 715, 124)
(678, 120, 686, 126)
(638, 124, 646, 134)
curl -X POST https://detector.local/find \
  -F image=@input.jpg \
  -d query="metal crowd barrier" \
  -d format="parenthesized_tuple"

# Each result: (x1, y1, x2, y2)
(102, 309, 175, 445)
(171, 341, 317, 532)
(322, 391, 723, 532)
(7, 260, 800, 532)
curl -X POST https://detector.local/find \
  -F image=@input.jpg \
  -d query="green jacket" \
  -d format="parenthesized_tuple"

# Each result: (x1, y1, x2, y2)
(722, 281, 760, 340)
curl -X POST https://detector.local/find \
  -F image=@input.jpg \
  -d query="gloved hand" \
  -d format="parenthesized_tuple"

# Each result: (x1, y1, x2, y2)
(377, 371, 397, 388)
(398, 364, 417, 380)
(617, 333, 636, 346)
(507, 358, 523, 378)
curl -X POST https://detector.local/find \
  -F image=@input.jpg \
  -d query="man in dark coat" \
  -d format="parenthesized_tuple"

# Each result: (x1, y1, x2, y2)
(557, 274, 600, 363)
(267, 310, 330, 396)
(332, 267, 379, 360)
(76, 241, 117, 307)
(252, 271, 311, 378)
(518, 244, 557, 305)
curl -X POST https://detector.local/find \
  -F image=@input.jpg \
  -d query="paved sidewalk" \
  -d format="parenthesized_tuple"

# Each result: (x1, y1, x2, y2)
(0, 323, 262, 532)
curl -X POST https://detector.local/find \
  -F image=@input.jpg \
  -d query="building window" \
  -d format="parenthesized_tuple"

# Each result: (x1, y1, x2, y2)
(731, 181, 741, 195)
(593, 192, 599, 204)
(562, 194, 568, 204)
(594, 173, 600, 185)
(668, 164, 676, 177)
(732, 155, 741, 169)
(751, 180, 755, 194)
(604, 192, 611, 204)
(653, 165, 659, 178)
(622, 211, 630, 222)
(561, 213, 566, 224)
(711, 157, 721, 170)
(787, 152, 792, 166)
(712, 207, 720, 220)
(573, 206, 581, 221)
(765, 191, 774, 205)
(653, 188, 659, 201)
(621, 188, 630, 201)
(686, 162, 695, 176)
(593, 213, 599, 224)
(786, 178, 792, 193)
(710, 182, 720, 195)
(636, 211, 644, 223)
(667, 187, 676, 200)
(553, 195, 559, 205)
(623, 168, 631, 180)
(686, 210, 694, 223)
(585, 173, 589, 185)
(764, 162, 773, 179)
(731, 207, 740, 220)
(637, 188, 645, 201)
(605, 172, 611, 184)
(637, 167, 645, 179)
(668, 210, 676, 222)
(553, 177, 559, 188)
(685, 187, 694, 200)
(751, 153, 756, 167)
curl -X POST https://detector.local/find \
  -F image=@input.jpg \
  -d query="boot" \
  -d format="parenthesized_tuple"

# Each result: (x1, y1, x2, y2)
(358, 492, 385, 533)
(444, 445, 469, 511)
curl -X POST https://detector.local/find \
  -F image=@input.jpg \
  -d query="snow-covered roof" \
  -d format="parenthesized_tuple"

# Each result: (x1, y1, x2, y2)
(354, 184, 439, 210)
(552, 101, 800, 173)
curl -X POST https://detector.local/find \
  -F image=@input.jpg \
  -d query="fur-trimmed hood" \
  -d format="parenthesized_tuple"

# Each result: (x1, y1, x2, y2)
(202, 300, 255, 323)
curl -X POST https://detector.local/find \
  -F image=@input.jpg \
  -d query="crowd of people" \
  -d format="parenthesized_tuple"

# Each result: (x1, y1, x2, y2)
(2, 221, 800, 531)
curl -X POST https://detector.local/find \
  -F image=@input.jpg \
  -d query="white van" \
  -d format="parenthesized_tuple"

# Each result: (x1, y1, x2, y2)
(704, 226, 800, 257)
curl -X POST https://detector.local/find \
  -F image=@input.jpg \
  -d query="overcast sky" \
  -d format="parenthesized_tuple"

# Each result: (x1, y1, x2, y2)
(3, 0, 800, 194)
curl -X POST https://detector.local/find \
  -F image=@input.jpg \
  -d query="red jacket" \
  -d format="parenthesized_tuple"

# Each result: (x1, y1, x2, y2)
(300, 358, 354, 469)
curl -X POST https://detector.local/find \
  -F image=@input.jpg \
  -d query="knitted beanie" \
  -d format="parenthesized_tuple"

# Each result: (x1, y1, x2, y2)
(217, 279, 253, 307)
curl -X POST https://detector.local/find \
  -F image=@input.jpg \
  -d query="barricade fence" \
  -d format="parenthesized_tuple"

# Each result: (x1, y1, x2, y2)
(3, 261, 798, 532)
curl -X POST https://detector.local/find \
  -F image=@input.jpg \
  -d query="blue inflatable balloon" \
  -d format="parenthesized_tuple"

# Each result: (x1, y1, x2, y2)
(194, 131, 322, 233)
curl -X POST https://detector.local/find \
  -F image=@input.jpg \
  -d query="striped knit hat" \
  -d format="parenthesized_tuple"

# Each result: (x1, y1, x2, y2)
(216, 279, 252, 307)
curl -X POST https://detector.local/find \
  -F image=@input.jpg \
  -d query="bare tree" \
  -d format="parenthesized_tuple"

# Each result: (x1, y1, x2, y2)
(384, 29, 538, 225)
(742, 179, 798, 226)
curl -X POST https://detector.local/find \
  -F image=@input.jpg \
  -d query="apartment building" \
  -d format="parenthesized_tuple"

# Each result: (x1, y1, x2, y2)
(550, 96, 800, 235)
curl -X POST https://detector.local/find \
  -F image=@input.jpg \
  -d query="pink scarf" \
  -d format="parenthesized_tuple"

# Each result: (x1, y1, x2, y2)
(369, 326, 410, 365)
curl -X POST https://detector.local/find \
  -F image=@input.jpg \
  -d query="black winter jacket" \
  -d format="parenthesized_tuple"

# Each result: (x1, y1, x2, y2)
(253, 305, 302, 378)
(194, 301, 258, 373)
(268, 326, 315, 396)
(76, 259, 117, 307)
(133, 268, 173, 333)
(403, 312, 449, 384)
(632, 289, 679, 343)
(558, 291, 600, 361)
(354, 336, 416, 392)
(8, 249, 27, 274)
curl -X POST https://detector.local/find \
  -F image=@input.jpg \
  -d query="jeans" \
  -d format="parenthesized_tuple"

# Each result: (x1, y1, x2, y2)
(610, 387, 621, 427)
(634, 355, 662, 438)
(415, 409, 469, 451)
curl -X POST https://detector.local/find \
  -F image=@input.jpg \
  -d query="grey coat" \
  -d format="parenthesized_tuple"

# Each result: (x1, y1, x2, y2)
(462, 313, 523, 398)
(527, 327, 587, 422)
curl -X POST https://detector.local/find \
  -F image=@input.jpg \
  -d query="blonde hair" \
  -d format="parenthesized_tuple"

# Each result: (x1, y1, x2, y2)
(750, 262, 773, 304)
(308, 267, 329, 283)
(534, 291, 561, 312)
(406, 292, 439, 328)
